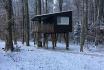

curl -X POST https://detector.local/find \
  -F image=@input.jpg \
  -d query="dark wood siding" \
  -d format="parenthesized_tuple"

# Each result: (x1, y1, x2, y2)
(32, 11, 72, 33)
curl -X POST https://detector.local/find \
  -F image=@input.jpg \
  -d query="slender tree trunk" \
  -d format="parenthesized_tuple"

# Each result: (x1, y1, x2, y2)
(45, 0, 48, 13)
(59, 0, 63, 12)
(35, 0, 42, 47)
(13, 17, 17, 45)
(22, 0, 25, 44)
(95, 0, 103, 46)
(33, 0, 37, 46)
(12, 4, 17, 45)
(58, 0, 63, 43)
(80, 0, 88, 52)
(24, 0, 30, 46)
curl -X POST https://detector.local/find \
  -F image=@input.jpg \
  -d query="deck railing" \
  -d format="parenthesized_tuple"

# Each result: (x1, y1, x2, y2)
(33, 24, 54, 33)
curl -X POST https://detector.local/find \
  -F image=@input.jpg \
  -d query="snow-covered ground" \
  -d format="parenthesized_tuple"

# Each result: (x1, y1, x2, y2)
(0, 41, 104, 70)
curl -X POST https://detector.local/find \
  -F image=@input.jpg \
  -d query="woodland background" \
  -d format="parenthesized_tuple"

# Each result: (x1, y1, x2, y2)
(0, 0, 104, 52)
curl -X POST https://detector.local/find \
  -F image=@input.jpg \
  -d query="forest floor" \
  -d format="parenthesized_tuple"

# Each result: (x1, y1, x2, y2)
(0, 40, 104, 70)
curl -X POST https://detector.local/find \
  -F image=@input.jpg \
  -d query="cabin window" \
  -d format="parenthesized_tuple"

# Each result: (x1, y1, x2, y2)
(57, 17, 69, 25)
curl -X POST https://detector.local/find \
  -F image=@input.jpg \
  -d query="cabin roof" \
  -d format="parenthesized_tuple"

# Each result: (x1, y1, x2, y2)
(31, 11, 72, 21)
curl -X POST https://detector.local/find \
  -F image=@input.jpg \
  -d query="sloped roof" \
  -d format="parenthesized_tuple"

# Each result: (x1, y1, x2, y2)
(31, 11, 72, 21)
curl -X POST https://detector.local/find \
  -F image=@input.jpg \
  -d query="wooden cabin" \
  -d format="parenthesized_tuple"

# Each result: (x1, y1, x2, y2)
(31, 11, 72, 49)
(31, 11, 72, 33)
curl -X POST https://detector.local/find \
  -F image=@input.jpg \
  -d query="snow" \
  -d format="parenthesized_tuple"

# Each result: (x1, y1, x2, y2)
(0, 41, 104, 70)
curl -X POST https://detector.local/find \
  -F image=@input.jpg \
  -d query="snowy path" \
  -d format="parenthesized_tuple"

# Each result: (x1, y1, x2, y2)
(0, 41, 104, 70)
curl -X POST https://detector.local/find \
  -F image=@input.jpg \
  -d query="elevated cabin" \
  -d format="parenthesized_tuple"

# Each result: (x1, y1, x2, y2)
(31, 11, 72, 33)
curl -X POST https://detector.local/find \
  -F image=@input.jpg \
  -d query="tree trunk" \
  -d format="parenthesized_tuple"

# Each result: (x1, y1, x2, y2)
(12, 4, 17, 45)
(22, 0, 25, 44)
(58, 0, 63, 43)
(4, 0, 14, 51)
(23, 0, 30, 46)
(59, 0, 63, 12)
(35, 0, 42, 47)
(80, 0, 88, 52)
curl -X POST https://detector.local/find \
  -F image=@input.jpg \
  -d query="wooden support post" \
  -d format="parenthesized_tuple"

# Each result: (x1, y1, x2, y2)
(51, 33, 57, 49)
(64, 33, 69, 50)
(43, 33, 48, 49)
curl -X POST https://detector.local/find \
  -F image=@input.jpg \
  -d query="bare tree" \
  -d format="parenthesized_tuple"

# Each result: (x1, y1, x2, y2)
(35, 0, 42, 47)
(23, 0, 30, 46)
(4, 0, 14, 51)
(59, 0, 63, 12)
(80, 0, 88, 52)
(22, 0, 25, 44)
